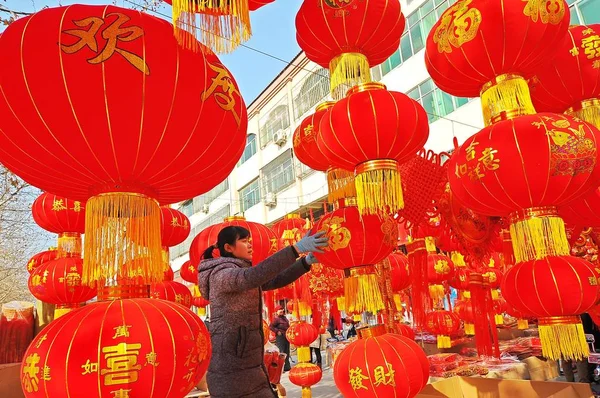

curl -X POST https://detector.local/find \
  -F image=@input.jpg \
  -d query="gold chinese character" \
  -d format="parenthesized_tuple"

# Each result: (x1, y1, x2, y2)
(522, 0, 565, 24)
(320, 216, 351, 251)
(455, 163, 468, 178)
(31, 275, 41, 286)
(478, 147, 500, 171)
(465, 140, 479, 161)
(589, 276, 598, 286)
(303, 124, 314, 138)
(349, 367, 369, 390)
(171, 217, 181, 227)
(433, 0, 481, 53)
(201, 62, 241, 126)
(81, 359, 99, 375)
(72, 201, 82, 212)
(468, 163, 484, 181)
(434, 259, 451, 274)
(175, 294, 184, 304)
(183, 368, 195, 382)
(61, 13, 150, 75)
(270, 238, 278, 254)
(22, 353, 41, 393)
(532, 121, 545, 128)
(583, 28, 595, 36)
(593, 60, 600, 69)
(570, 45, 580, 56)
(101, 342, 142, 385)
(65, 272, 82, 287)
(42, 366, 52, 381)
(145, 352, 159, 367)
(35, 334, 48, 349)
(582, 35, 600, 59)
(111, 389, 132, 398)
(52, 199, 68, 211)
(42, 270, 49, 284)
(373, 363, 396, 387)
(113, 325, 132, 339)
(27, 259, 36, 271)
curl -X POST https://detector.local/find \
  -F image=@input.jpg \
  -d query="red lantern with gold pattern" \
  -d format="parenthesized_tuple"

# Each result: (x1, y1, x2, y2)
(0, 5, 247, 287)
(26, 250, 58, 274)
(450, 268, 472, 291)
(289, 363, 322, 397)
(295, 0, 405, 95)
(286, 321, 319, 347)
(427, 252, 454, 305)
(307, 263, 344, 299)
(502, 255, 600, 360)
(425, 0, 570, 126)
(390, 252, 410, 292)
(318, 83, 429, 216)
(193, 295, 210, 309)
(333, 325, 429, 398)
(272, 213, 310, 249)
(482, 268, 503, 289)
(32, 193, 85, 234)
(531, 24, 600, 129)
(179, 260, 198, 284)
(150, 280, 193, 308)
(448, 113, 600, 264)
(425, 310, 461, 349)
(190, 216, 278, 266)
(20, 298, 211, 397)
(454, 299, 475, 335)
(161, 207, 190, 248)
(293, 102, 335, 173)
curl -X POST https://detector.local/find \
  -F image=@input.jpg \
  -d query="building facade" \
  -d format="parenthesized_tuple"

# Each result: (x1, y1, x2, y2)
(170, 0, 600, 272)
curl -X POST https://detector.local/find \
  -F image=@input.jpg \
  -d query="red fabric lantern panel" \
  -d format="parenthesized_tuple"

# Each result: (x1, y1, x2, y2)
(390, 252, 410, 292)
(425, 310, 461, 348)
(427, 253, 455, 285)
(150, 281, 193, 308)
(560, 188, 600, 227)
(190, 216, 278, 266)
(249, 0, 275, 11)
(286, 321, 319, 346)
(450, 268, 472, 291)
(313, 204, 397, 270)
(164, 266, 174, 282)
(307, 263, 344, 299)
(272, 214, 310, 249)
(179, 260, 198, 284)
(26, 250, 58, 274)
(425, 0, 570, 98)
(293, 102, 335, 172)
(20, 298, 211, 397)
(0, 5, 247, 204)
(289, 363, 322, 389)
(31, 193, 85, 234)
(333, 327, 429, 398)
(161, 207, 190, 247)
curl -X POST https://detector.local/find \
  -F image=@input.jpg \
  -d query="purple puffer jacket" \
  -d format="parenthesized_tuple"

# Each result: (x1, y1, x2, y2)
(198, 247, 310, 398)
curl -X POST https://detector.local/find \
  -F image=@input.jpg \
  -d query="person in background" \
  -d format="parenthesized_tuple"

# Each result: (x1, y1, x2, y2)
(563, 313, 600, 384)
(270, 306, 292, 371)
(327, 315, 336, 339)
(309, 333, 322, 368)
(342, 318, 357, 339)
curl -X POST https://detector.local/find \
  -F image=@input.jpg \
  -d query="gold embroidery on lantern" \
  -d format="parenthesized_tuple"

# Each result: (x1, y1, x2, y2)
(457, 141, 500, 181)
(381, 219, 398, 247)
(589, 276, 598, 286)
(101, 342, 142, 385)
(594, 60, 600, 69)
(42, 366, 52, 381)
(171, 217, 182, 227)
(522, 0, 565, 24)
(435, 259, 450, 274)
(145, 352, 159, 367)
(81, 359, 99, 375)
(373, 364, 396, 387)
(52, 199, 68, 211)
(320, 216, 351, 251)
(22, 353, 41, 392)
(202, 63, 242, 126)
(72, 201, 83, 212)
(35, 334, 48, 349)
(433, 0, 481, 54)
(61, 13, 150, 75)
(581, 35, 600, 59)
(349, 367, 369, 390)
(111, 389, 132, 398)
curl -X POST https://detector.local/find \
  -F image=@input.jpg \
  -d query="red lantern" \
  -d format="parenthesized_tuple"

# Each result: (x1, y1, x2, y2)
(396, 324, 415, 340)
(502, 255, 600, 360)
(425, 310, 461, 349)
(448, 113, 600, 263)
(482, 268, 503, 289)
(289, 363, 322, 396)
(389, 252, 410, 292)
(28, 258, 97, 318)
(164, 266, 174, 282)
(161, 207, 190, 248)
(295, 0, 405, 94)
(286, 321, 319, 346)
(272, 213, 310, 249)
(561, 188, 600, 227)
(425, 0, 570, 125)
(333, 325, 429, 398)
(150, 280, 193, 308)
(318, 83, 428, 215)
(193, 296, 210, 309)
(20, 298, 211, 397)
(31, 192, 85, 234)
(427, 253, 454, 304)
(454, 299, 475, 335)
(179, 260, 198, 284)
(0, 5, 247, 286)
(531, 25, 600, 129)
(190, 216, 278, 266)
(26, 250, 58, 274)
(450, 268, 472, 291)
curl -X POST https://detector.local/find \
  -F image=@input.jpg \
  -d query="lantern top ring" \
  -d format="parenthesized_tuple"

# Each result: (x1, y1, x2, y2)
(357, 324, 387, 339)
(538, 316, 582, 326)
(566, 98, 600, 115)
(98, 285, 150, 301)
(224, 215, 247, 222)
(347, 82, 387, 96)
(315, 101, 336, 112)
(509, 206, 559, 223)
(285, 214, 301, 219)
(356, 159, 399, 174)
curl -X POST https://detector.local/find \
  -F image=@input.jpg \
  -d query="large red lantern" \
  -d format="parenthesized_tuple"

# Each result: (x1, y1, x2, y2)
(20, 298, 211, 397)
(295, 0, 405, 94)
(531, 24, 600, 129)
(502, 255, 600, 360)
(318, 83, 428, 216)
(272, 213, 310, 249)
(161, 207, 190, 248)
(26, 250, 58, 274)
(0, 5, 247, 287)
(425, 310, 461, 349)
(425, 0, 570, 126)
(448, 113, 600, 263)
(31, 192, 85, 234)
(150, 280, 193, 308)
(189, 216, 278, 266)
(333, 325, 429, 398)
(389, 252, 410, 292)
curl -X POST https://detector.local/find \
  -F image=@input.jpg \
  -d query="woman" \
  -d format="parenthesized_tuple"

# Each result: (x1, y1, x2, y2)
(198, 226, 327, 398)
(270, 306, 292, 371)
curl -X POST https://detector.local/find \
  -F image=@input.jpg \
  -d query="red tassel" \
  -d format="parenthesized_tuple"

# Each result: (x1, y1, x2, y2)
(330, 298, 342, 331)
(407, 239, 430, 331)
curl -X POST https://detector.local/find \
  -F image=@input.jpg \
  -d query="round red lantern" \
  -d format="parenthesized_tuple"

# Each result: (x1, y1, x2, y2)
(389, 252, 410, 292)
(193, 296, 210, 309)
(425, 310, 461, 349)
(20, 298, 211, 397)
(428, 253, 454, 283)
(502, 255, 600, 360)
(190, 216, 278, 266)
(164, 265, 174, 282)
(295, 0, 405, 94)
(32, 192, 85, 234)
(272, 213, 310, 249)
(150, 280, 193, 308)
(454, 299, 475, 335)
(482, 268, 503, 289)
(179, 260, 198, 284)
(161, 207, 190, 248)
(293, 102, 335, 172)
(289, 363, 322, 395)
(26, 250, 58, 274)
(425, 0, 570, 125)
(0, 5, 247, 286)
(318, 83, 428, 216)
(396, 324, 415, 340)
(286, 321, 319, 346)
(448, 113, 600, 263)
(333, 325, 429, 398)
(450, 268, 472, 291)
(531, 24, 600, 129)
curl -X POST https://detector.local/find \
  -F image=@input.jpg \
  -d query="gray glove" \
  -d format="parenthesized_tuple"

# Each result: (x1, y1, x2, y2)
(305, 253, 318, 265)
(295, 230, 328, 254)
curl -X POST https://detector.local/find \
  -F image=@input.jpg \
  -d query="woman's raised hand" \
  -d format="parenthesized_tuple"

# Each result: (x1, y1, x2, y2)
(294, 230, 329, 254)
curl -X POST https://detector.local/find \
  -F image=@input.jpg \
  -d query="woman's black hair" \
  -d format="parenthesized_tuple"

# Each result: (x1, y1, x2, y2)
(202, 226, 251, 260)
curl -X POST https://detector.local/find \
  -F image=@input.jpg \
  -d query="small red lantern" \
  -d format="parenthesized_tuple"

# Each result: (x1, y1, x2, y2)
(450, 268, 472, 292)
(160, 207, 190, 248)
(427, 253, 454, 304)
(454, 299, 475, 335)
(289, 363, 322, 397)
(31, 192, 85, 234)
(286, 321, 319, 347)
(425, 310, 461, 349)
(396, 324, 415, 340)
(26, 250, 58, 274)
(193, 296, 210, 309)
(150, 280, 193, 308)
(164, 266, 174, 282)
(333, 325, 429, 398)
(272, 213, 310, 249)
(389, 252, 410, 292)
(502, 255, 600, 360)
(179, 260, 198, 284)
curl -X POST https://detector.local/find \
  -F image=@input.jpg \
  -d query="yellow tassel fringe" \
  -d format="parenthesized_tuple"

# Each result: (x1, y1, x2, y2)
(393, 293, 403, 312)
(344, 273, 385, 314)
(297, 346, 311, 363)
(464, 323, 475, 336)
(495, 314, 504, 325)
(451, 251, 466, 267)
(302, 387, 312, 398)
(355, 161, 403, 216)
(171, 0, 251, 54)
(327, 168, 356, 203)
(480, 74, 536, 126)
(437, 335, 451, 349)
(336, 296, 345, 312)
(539, 319, 589, 361)
(462, 291, 471, 299)
(54, 304, 80, 319)
(429, 284, 446, 304)
(566, 99, 600, 130)
(83, 192, 163, 287)
(491, 290, 499, 300)
(509, 211, 570, 263)
(329, 52, 371, 99)
(517, 319, 529, 330)
(57, 233, 82, 258)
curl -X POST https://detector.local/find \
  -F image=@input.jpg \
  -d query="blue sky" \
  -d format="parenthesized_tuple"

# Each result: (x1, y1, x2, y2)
(2, 0, 303, 103)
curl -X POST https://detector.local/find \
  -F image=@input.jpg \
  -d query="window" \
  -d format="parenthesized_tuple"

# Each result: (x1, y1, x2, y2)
(262, 151, 295, 194)
(170, 205, 230, 260)
(239, 179, 261, 212)
(293, 69, 330, 119)
(239, 134, 257, 165)
(569, 0, 600, 24)
(408, 78, 471, 122)
(179, 200, 193, 217)
(192, 178, 229, 213)
(259, 97, 290, 148)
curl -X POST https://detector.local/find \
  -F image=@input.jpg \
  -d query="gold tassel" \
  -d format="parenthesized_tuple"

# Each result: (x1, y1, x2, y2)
(429, 284, 446, 304)
(517, 319, 529, 330)
(480, 74, 536, 126)
(462, 291, 471, 299)
(464, 323, 475, 336)
(336, 296, 345, 312)
(491, 290, 499, 300)
(57, 232, 82, 258)
(298, 301, 312, 317)
(197, 307, 206, 317)
(509, 207, 570, 263)
(451, 251, 466, 267)
(495, 314, 504, 325)
(538, 316, 589, 361)
(297, 346, 311, 363)
(436, 335, 451, 349)
(54, 303, 82, 319)
(353, 314, 362, 322)
(329, 52, 371, 98)
(171, 0, 251, 53)
(393, 293, 403, 312)
(355, 159, 403, 216)
(344, 270, 385, 314)
(301, 387, 312, 398)
(566, 98, 600, 129)
(83, 192, 163, 287)
(327, 168, 356, 203)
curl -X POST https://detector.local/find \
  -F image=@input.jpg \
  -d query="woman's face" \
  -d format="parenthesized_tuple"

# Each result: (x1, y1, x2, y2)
(225, 236, 253, 261)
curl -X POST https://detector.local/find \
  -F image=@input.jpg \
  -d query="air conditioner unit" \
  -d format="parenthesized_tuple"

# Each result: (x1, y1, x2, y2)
(202, 204, 210, 214)
(273, 130, 287, 146)
(265, 192, 277, 207)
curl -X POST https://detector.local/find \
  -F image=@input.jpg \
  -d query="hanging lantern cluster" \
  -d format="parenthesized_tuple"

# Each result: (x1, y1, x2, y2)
(286, 321, 322, 398)
(427, 250, 454, 306)
(425, 310, 461, 349)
